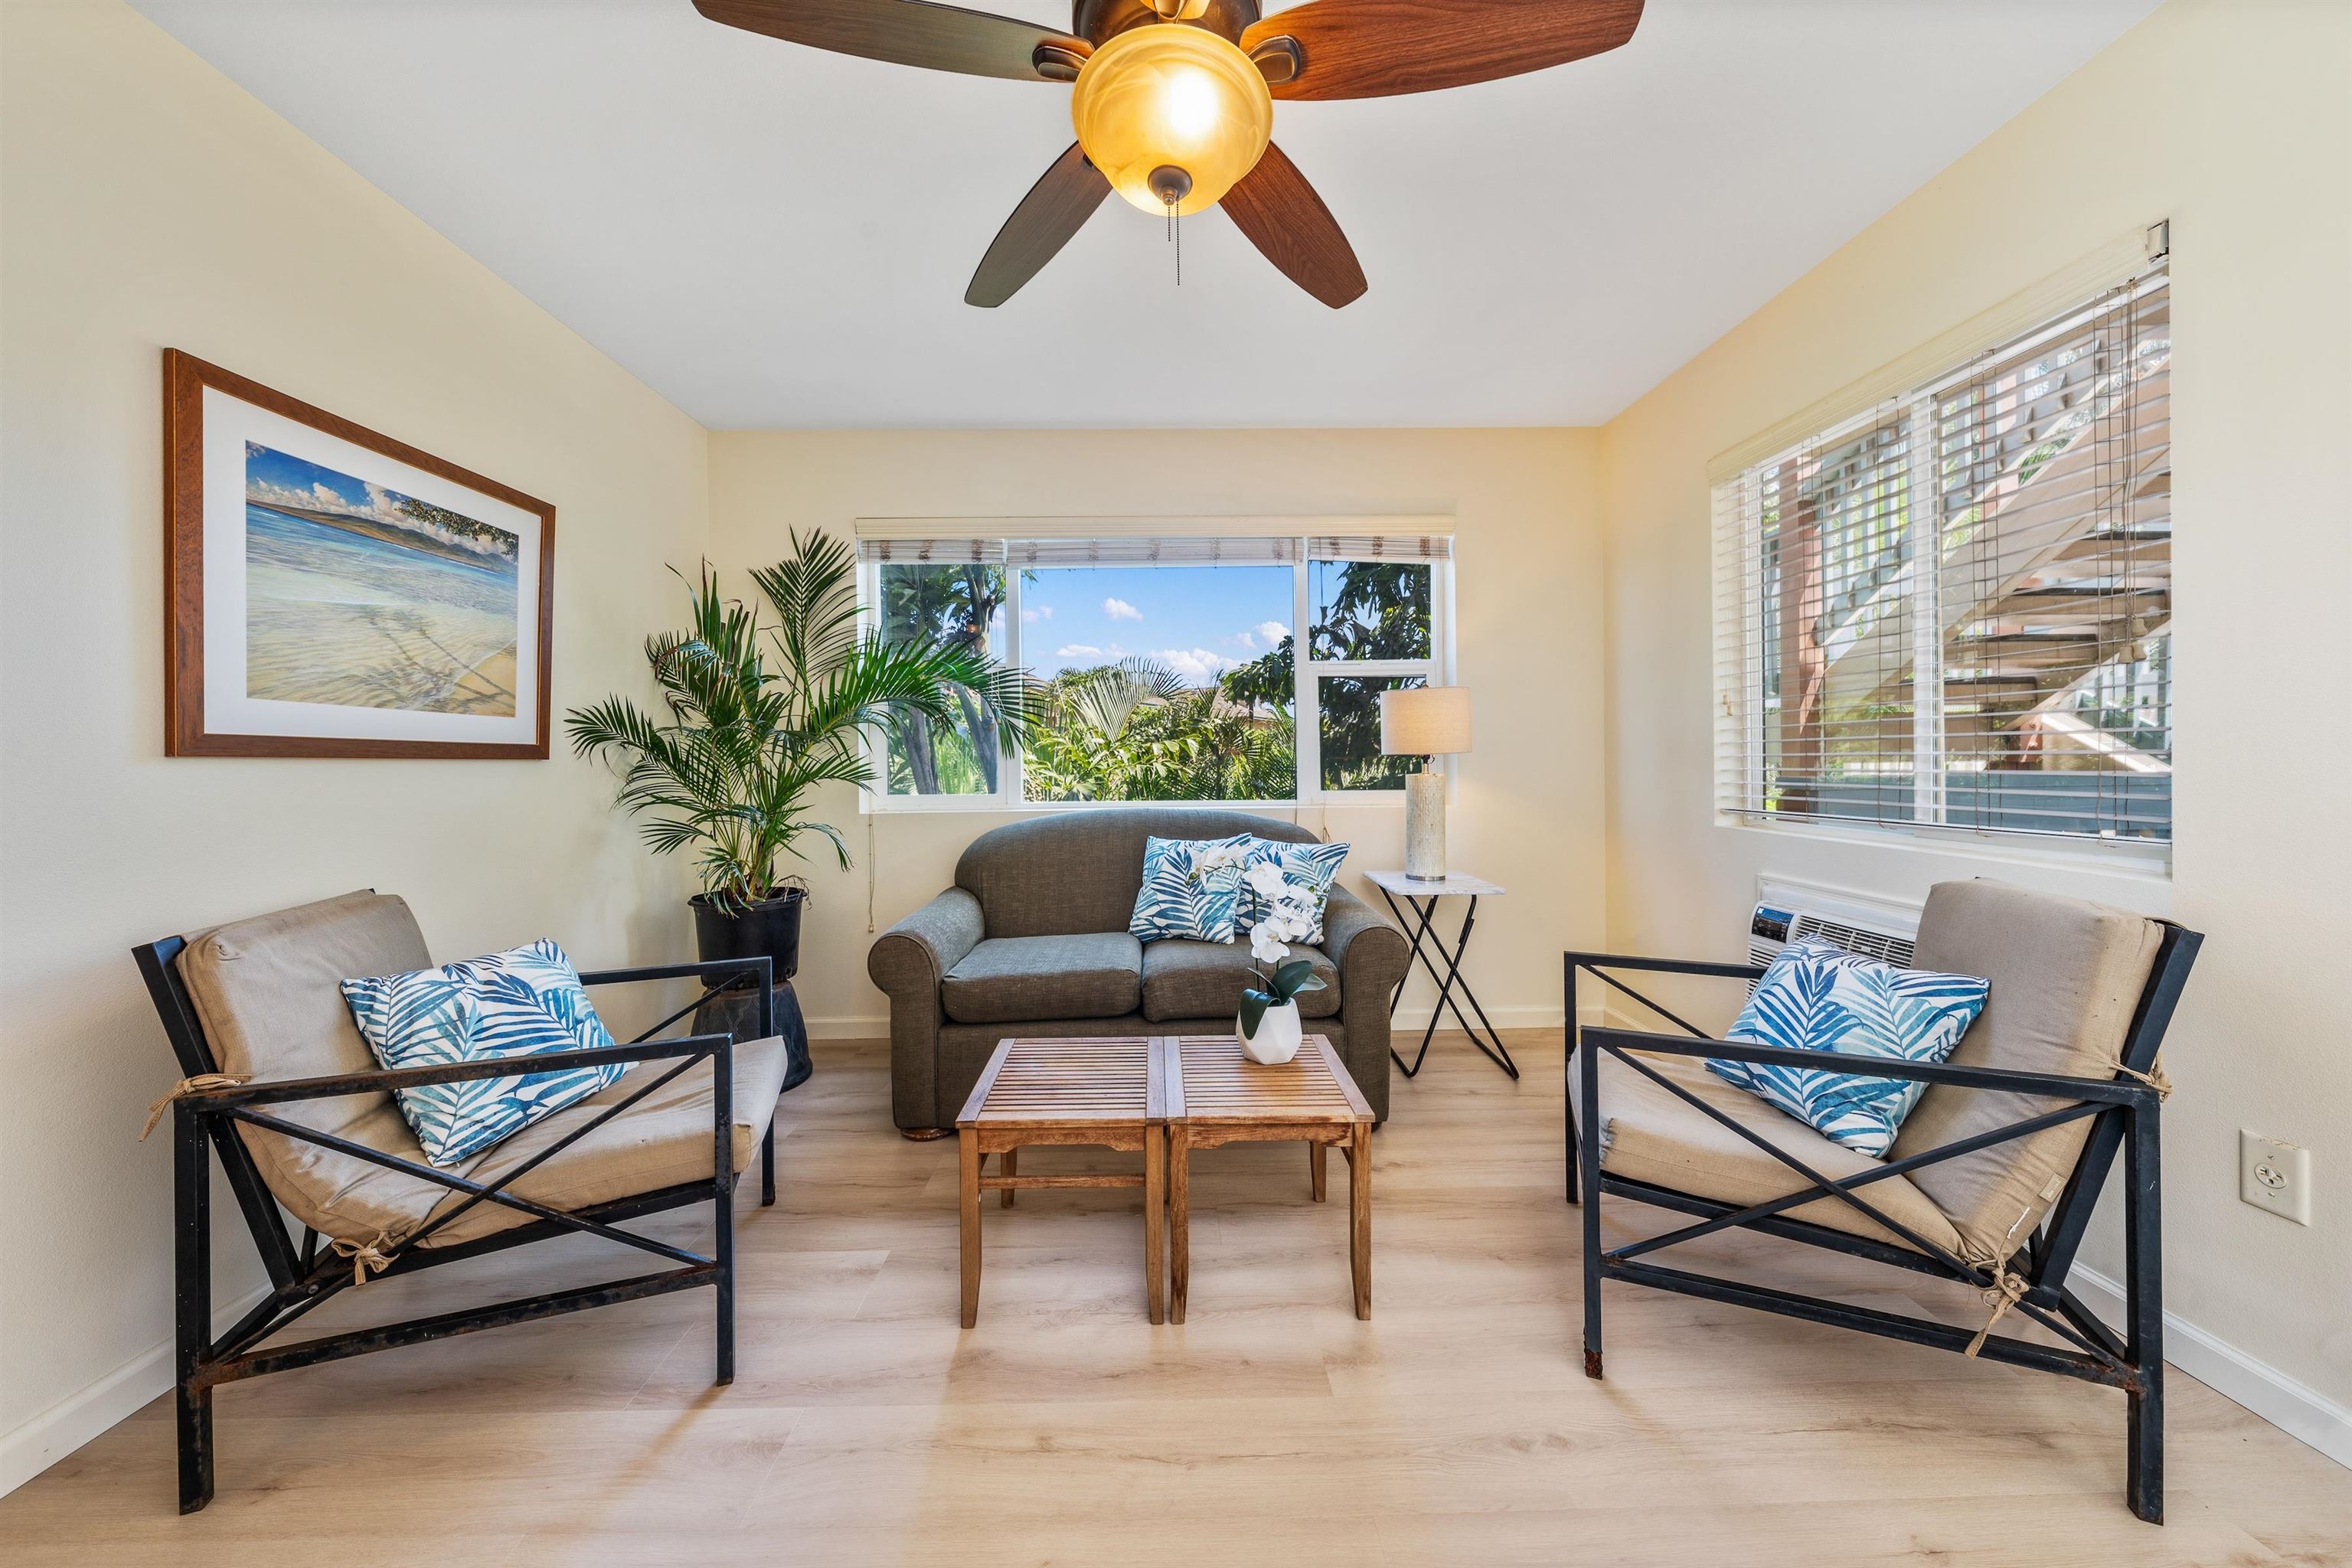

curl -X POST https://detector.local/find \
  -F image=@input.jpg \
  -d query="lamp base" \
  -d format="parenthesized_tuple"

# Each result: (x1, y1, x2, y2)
(1404, 770, 1446, 881)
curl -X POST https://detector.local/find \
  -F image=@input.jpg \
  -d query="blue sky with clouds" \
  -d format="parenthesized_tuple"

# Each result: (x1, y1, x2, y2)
(1018, 565, 1291, 684)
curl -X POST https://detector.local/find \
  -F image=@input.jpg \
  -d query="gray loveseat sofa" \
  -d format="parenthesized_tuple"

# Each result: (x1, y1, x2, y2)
(869, 808, 1413, 1134)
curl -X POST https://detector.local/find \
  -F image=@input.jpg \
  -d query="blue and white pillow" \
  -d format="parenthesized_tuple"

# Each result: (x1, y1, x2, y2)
(1234, 838, 1350, 943)
(1129, 835, 1253, 943)
(341, 939, 625, 1167)
(1710, 938, 1990, 1157)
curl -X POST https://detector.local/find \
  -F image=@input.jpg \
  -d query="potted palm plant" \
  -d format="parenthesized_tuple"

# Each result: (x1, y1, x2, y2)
(568, 531, 1027, 1085)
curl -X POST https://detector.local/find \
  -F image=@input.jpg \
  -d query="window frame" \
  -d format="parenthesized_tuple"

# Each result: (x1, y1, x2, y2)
(858, 542, 1452, 813)
(1711, 260, 2173, 871)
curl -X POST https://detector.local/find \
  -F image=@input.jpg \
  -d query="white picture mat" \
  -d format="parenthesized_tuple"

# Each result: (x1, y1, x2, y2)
(200, 387, 542, 744)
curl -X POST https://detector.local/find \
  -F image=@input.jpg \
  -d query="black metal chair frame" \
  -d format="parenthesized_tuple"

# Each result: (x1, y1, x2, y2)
(132, 936, 777, 1514)
(1561, 923, 2200, 1524)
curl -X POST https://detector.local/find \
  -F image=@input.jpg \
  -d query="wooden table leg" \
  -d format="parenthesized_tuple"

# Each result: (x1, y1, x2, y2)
(959, 1129, 982, 1328)
(1168, 1122, 1190, 1325)
(1000, 1147, 1018, 1209)
(1310, 1138, 1326, 1202)
(1348, 1123, 1371, 1320)
(1144, 1128, 1166, 1325)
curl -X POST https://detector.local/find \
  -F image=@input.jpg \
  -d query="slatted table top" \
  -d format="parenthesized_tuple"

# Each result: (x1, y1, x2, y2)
(1165, 1034, 1374, 1125)
(956, 1037, 1166, 1127)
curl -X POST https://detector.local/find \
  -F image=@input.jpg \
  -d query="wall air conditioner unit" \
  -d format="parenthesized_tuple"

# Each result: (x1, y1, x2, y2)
(1749, 875, 1923, 969)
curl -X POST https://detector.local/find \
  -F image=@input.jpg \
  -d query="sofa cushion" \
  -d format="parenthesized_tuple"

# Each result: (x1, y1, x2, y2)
(955, 809, 1318, 939)
(1129, 834, 1252, 942)
(1591, 1048, 1962, 1256)
(1235, 838, 1351, 942)
(1141, 938, 1341, 1023)
(942, 933, 1142, 1024)
(1892, 879, 2164, 1266)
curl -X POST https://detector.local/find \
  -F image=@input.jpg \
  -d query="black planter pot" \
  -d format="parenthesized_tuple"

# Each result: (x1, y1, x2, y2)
(689, 888, 812, 1094)
(690, 888, 805, 980)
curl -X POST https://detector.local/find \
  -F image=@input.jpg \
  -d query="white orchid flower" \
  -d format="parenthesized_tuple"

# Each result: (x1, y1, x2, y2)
(1249, 921, 1290, 965)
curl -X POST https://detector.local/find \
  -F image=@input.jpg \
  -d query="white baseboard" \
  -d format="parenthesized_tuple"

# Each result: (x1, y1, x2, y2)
(2060, 1266, 2351, 1471)
(808, 1007, 1578, 1041)
(805, 1014, 888, 1040)
(0, 1284, 270, 1499)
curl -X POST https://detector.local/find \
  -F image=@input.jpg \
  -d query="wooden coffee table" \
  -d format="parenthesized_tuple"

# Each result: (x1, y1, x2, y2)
(1163, 1033, 1374, 1323)
(955, 1036, 1168, 1328)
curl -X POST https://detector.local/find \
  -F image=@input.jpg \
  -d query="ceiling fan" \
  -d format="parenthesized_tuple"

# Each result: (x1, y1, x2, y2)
(693, 0, 1645, 308)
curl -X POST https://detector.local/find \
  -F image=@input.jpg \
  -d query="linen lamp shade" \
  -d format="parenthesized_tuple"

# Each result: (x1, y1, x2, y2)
(1380, 686, 1472, 757)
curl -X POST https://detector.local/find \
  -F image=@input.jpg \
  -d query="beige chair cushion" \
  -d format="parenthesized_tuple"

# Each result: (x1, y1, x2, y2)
(177, 890, 449, 1246)
(419, 1037, 791, 1249)
(1591, 1049, 1962, 1256)
(178, 890, 788, 1250)
(1891, 879, 2164, 1266)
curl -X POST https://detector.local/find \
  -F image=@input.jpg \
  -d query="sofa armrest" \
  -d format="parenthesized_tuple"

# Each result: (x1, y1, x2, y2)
(1324, 884, 1410, 991)
(867, 887, 985, 1001)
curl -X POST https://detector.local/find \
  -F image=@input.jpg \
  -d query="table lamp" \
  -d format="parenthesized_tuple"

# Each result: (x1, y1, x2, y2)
(1380, 686, 1470, 881)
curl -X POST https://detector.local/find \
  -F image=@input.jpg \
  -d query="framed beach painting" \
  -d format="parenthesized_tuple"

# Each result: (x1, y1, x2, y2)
(163, 350, 554, 758)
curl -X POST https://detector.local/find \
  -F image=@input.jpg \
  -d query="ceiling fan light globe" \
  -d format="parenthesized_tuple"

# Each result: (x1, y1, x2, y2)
(1070, 23, 1272, 217)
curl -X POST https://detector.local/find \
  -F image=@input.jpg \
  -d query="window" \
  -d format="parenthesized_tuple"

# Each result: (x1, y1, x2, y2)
(861, 531, 1451, 808)
(1713, 263, 2171, 850)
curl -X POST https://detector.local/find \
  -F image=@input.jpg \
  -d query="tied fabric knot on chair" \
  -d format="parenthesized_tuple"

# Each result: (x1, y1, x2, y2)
(331, 1233, 398, 1286)
(1965, 1267, 2030, 1359)
(2110, 1053, 2172, 1100)
(139, 1073, 246, 1141)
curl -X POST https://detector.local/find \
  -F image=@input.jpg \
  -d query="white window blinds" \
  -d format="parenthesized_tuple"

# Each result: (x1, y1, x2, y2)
(1714, 264, 2172, 847)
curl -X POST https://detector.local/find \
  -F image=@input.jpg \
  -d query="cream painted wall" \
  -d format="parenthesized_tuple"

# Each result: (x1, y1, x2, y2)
(704, 430, 1608, 1037)
(0, 0, 709, 1473)
(1598, 0, 2352, 1403)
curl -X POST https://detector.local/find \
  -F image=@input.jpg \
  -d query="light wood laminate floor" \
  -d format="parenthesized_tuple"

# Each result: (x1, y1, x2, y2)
(3, 1033, 2346, 1566)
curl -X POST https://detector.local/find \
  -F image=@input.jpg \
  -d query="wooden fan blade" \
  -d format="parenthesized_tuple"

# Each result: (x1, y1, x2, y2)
(694, 0, 1085, 82)
(1242, 0, 1642, 101)
(966, 145, 1112, 307)
(1220, 144, 1367, 309)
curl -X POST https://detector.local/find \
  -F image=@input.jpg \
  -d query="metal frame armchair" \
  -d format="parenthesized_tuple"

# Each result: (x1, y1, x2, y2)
(1563, 887, 2200, 1525)
(135, 900, 781, 1514)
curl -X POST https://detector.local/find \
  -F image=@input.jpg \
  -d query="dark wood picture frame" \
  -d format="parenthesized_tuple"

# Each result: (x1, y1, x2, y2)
(163, 349, 556, 759)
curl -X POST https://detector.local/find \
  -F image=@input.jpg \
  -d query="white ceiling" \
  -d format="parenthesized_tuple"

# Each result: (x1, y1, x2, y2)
(132, 0, 2158, 429)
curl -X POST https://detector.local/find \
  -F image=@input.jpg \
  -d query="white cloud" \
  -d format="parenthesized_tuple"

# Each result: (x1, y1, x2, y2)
(1103, 597, 1142, 621)
(1055, 644, 1104, 660)
(1152, 647, 1241, 684)
(1255, 621, 1289, 646)
(1021, 604, 1056, 623)
(1233, 631, 1256, 650)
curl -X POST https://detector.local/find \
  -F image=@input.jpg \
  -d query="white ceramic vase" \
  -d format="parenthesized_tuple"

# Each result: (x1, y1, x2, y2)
(1238, 999, 1304, 1065)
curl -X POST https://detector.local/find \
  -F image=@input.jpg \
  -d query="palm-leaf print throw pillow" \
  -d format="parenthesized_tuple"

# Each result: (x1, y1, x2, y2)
(1129, 835, 1253, 942)
(1710, 938, 1990, 1157)
(341, 939, 626, 1167)
(1234, 838, 1349, 942)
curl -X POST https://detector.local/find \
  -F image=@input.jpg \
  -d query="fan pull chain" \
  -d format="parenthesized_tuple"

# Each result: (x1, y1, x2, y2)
(1163, 194, 1181, 286)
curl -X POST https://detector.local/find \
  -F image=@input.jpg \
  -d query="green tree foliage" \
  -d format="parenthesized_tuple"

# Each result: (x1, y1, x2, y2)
(879, 564, 1008, 793)
(877, 560, 1429, 801)
(1312, 563, 1430, 789)
(1024, 658, 1293, 802)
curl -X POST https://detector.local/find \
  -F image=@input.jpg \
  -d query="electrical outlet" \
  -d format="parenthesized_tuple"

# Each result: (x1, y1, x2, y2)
(2240, 1131, 2311, 1226)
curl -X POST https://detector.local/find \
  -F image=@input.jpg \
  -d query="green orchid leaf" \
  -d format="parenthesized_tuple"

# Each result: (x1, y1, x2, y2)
(1272, 959, 1318, 995)
(1238, 989, 1271, 1037)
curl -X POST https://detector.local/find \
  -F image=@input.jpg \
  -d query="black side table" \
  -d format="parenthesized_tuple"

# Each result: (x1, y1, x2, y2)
(1368, 870, 1517, 1080)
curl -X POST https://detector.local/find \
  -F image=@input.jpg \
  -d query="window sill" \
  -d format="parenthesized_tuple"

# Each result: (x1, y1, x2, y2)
(1716, 812, 2173, 884)
(862, 793, 1409, 816)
